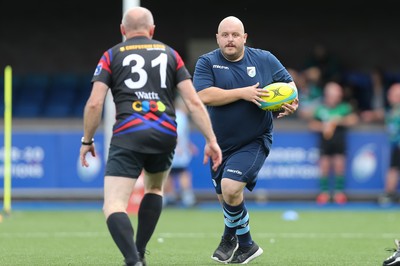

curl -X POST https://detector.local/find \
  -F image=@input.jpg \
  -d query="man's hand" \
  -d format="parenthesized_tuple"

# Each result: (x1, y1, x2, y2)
(203, 140, 222, 172)
(241, 83, 270, 107)
(276, 98, 299, 118)
(80, 144, 96, 167)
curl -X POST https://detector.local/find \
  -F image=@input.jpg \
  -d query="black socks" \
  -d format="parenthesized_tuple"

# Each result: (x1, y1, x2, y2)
(136, 193, 163, 255)
(106, 212, 139, 265)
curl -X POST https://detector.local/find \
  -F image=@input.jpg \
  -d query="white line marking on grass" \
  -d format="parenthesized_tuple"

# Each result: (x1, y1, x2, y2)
(0, 231, 397, 240)
(158, 232, 399, 239)
(257, 233, 400, 239)
(0, 232, 109, 238)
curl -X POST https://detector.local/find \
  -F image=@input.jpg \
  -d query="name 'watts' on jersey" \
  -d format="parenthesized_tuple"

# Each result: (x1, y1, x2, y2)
(91, 36, 192, 153)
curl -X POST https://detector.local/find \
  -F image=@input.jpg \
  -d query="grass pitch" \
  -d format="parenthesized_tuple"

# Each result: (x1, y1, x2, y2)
(0, 204, 399, 265)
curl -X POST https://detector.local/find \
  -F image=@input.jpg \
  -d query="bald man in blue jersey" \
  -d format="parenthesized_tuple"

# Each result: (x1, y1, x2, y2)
(193, 16, 299, 264)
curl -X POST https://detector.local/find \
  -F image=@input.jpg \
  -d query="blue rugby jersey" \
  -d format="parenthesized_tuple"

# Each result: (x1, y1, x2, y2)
(193, 47, 293, 153)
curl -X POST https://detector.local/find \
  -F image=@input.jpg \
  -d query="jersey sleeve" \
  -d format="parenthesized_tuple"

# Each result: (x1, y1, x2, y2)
(91, 48, 113, 87)
(267, 52, 293, 83)
(170, 48, 192, 83)
(193, 55, 214, 92)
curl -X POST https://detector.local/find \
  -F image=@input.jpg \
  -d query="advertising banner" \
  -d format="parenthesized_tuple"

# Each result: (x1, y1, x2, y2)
(0, 130, 388, 195)
(189, 131, 388, 194)
(0, 132, 104, 189)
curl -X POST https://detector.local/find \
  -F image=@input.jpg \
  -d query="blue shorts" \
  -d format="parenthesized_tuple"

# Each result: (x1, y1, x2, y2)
(105, 144, 174, 178)
(211, 138, 271, 194)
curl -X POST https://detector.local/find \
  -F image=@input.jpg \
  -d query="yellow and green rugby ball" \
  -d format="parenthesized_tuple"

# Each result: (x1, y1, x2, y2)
(259, 82, 297, 112)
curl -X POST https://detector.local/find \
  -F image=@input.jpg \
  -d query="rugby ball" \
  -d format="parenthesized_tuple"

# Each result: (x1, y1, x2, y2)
(259, 82, 297, 112)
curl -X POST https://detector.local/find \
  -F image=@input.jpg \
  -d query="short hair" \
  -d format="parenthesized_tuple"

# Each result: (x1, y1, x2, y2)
(122, 7, 154, 31)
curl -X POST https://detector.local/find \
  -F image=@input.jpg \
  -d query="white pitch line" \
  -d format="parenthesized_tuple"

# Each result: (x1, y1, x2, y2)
(0, 232, 397, 239)
(0, 232, 109, 238)
(157, 232, 399, 239)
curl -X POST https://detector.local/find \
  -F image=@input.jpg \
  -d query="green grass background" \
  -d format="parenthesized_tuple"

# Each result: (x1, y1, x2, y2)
(0, 207, 399, 265)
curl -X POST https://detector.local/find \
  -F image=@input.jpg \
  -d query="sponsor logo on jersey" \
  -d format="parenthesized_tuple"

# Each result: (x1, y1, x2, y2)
(132, 100, 166, 113)
(120, 44, 166, 52)
(247, 66, 256, 77)
(212, 65, 229, 69)
(132, 91, 166, 113)
(134, 91, 160, 100)
(94, 63, 103, 76)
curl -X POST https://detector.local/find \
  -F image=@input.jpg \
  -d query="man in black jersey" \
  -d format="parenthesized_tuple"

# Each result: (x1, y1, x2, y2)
(79, 7, 222, 266)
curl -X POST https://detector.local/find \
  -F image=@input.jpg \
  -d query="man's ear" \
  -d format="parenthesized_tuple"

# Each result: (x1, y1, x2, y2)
(149, 25, 155, 38)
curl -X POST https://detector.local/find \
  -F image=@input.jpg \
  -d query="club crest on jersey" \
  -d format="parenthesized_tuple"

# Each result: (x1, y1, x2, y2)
(94, 63, 103, 76)
(247, 67, 256, 77)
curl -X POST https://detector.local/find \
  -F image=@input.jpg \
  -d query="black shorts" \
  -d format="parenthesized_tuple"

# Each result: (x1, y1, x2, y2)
(390, 145, 400, 169)
(320, 136, 346, 156)
(105, 144, 174, 178)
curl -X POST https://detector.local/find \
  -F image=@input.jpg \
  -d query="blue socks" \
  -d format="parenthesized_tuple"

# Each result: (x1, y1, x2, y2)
(223, 200, 252, 247)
